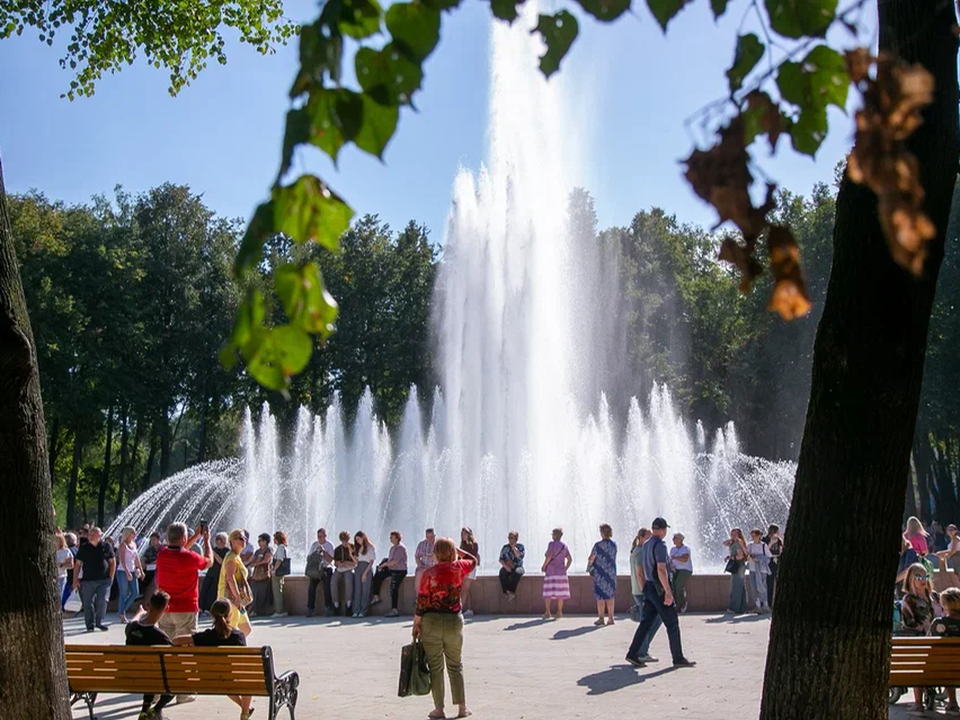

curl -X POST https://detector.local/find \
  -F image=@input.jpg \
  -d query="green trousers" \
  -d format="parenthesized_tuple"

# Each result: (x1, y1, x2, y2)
(420, 612, 465, 709)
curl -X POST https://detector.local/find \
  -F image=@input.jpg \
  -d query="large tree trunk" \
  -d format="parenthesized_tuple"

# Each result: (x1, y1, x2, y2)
(759, 3, 959, 720)
(159, 409, 171, 479)
(66, 425, 84, 529)
(96, 405, 114, 527)
(0, 157, 71, 719)
(115, 408, 129, 514)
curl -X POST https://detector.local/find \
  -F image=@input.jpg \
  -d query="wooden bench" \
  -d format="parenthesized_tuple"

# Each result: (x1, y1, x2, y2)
(65, 644, 299, 720)
(890, 636, 960, 689)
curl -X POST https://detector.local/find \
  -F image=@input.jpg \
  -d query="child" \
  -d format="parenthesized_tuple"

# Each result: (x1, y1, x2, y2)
(931, 587, 960, 713)
(173, 599, 251, 719)
(125, 591, 174, 720)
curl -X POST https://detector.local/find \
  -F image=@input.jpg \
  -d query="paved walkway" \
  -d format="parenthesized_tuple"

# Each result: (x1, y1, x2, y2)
(64, 611, 927, 719)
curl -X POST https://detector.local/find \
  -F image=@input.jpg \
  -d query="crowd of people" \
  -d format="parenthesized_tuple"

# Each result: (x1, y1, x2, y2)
(56, 516, 794, 719)
(894, 516, 960, 716)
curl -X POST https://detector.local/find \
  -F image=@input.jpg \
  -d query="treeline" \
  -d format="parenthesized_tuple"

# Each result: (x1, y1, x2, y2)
(14, 178, 960, 529)
(11, 185, 435, 529)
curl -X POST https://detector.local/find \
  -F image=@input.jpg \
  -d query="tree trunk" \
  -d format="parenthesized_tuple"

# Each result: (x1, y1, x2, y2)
(115, 408, 129, 514)
(96, 405, 114, 527)
(0, 155, 71, 719)
(159, 409, 171, 479)
(759, 4, 959, 720)
(66, 426, 84, 530)
(48, 414, 61, 486)
(914, 434, 934, 522)
(143, 422, 158, 491)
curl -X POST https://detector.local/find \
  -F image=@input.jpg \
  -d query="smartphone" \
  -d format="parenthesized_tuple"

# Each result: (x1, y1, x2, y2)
(199, 519, 209, 533)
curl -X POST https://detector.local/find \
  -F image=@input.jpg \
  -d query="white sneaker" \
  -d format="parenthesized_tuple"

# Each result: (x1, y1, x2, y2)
(463, 609, 474, 618)
(175, 694, 197, 705)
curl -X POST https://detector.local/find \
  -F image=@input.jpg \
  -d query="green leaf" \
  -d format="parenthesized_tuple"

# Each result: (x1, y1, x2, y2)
(290, 23, 343, 97)
(647, 0, 684, 31)
(764, 0, 837, 39)
(353, 95, 400, 158)
(726, 34, 763, 93)
(246, 325, 313, 390)
(787, 103, 827, 156)
(235, 203, 275, 275)
(274, 262, 339, 335)
(321, 0, 383, 39)
(272, 175, 354, 251)
(355, 44, 423, 106)
(278, 107, 312, 179)
(299, 89, 364, 164)
(575, 0, 630, 22)
(491, 0, 525, 21)
(386, 2, 441, 63)
(423, 0, 462, 9)
(532, 11, 578, 78)
(776, 45, 848, 156)
(710, 0, 728, 19)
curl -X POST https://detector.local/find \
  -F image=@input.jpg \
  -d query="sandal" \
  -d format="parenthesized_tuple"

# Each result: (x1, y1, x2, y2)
(594, 619, 605, 626)
(428, 709, 445, 719)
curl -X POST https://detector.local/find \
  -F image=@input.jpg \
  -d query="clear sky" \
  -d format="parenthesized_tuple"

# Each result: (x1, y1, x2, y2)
(0, 1, 871, 245)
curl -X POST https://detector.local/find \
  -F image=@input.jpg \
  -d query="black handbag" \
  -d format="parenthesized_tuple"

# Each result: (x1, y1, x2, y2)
(724, 558, 743, 574)
(398, 639, 431, 698)
(276, 557, 292, 577)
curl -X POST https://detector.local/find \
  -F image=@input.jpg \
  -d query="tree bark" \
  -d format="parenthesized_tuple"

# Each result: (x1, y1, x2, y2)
(96, 405, 114, 527)
(759, 3, 959, 720)
(115, 408, 129, 514)
(143, 422, 158, 491)
(0, 155, 71, 719)
(66, 425, 84, 529)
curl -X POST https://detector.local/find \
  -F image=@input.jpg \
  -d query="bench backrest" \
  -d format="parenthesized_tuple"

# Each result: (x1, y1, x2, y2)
(66, 645, 274, 697)
(891, 636, 960, 686)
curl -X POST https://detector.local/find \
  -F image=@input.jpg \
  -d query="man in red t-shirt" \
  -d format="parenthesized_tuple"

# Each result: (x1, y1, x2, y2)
(156, 521, 212, 702)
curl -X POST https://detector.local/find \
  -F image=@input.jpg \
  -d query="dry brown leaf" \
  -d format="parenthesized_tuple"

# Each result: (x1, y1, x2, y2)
(683, 117, 773, 244)
(720, 235, 764, 294)
(847, 53, 936, 275)
(845, 48, 872, 85)
(745, 90, 784, 152)
(766, 225, 811, 320)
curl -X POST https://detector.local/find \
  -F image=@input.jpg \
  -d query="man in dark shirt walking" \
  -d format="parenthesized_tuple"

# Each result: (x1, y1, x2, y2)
(126, 591, 174, 720)
(73, 526, 116, 632)
(626, 517, 696, 669)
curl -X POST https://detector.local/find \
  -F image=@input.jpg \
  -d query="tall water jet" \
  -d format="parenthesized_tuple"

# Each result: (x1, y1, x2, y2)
(107, 3, 797, 571)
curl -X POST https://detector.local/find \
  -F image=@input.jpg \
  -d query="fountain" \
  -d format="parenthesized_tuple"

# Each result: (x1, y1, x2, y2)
(106, 2, 797, 571)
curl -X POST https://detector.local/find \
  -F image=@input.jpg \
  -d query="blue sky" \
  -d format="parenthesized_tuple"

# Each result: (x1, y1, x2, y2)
(0, 1, 870, 244)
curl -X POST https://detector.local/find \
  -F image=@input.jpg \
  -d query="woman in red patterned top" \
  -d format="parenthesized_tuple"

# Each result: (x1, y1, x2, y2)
(412, 537, 477, 719)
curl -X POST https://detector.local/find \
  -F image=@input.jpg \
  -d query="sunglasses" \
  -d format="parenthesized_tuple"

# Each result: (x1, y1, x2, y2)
(913, 574, 930, 582)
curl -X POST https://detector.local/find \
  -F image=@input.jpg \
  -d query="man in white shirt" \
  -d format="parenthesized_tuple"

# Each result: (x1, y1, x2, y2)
(668, 533, 693, 613)
(307, 528, 335, 617)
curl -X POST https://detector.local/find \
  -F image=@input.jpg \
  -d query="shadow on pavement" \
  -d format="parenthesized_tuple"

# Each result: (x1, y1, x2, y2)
(577, 664, 676, 695)
(504, 618, 549, 631)
(551, 625, 603, 641)
(704, 613, 769, 624)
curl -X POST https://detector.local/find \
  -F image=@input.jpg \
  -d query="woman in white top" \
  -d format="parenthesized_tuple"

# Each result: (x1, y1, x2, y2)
(746, 528, 772, 614)
(54, 530, 74, 608)
(271, 531, 290, 616)
(117, 526, 144, 623)
(352, 531, 376, 618)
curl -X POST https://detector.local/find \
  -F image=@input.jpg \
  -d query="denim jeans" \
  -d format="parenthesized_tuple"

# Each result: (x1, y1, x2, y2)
(750, 570, 769, 610)
(117, 573, 139, 616)
(371, 568, 407, 610)
(353, 561, 372, 614)
(628, 582, 685, 663)
(80, 578, 112, 629)
(331, 569, 355, 612)
(632, 594, 663, 656)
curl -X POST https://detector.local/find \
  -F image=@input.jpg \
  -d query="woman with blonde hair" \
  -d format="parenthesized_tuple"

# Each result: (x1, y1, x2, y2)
(412, 537, 477, 719)
(218, 529, 253, 637)
(459, 527, 479, 617)
(900, 562, 943, 713)
(904, 516, 930, 556)
(117, 526, 144, 623)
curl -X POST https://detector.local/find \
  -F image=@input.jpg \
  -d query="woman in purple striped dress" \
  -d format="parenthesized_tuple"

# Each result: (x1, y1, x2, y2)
(542, 528, 572, 620)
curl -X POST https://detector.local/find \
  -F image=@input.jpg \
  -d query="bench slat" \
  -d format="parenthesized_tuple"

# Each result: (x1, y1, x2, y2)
(890, 637, 960, 687)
